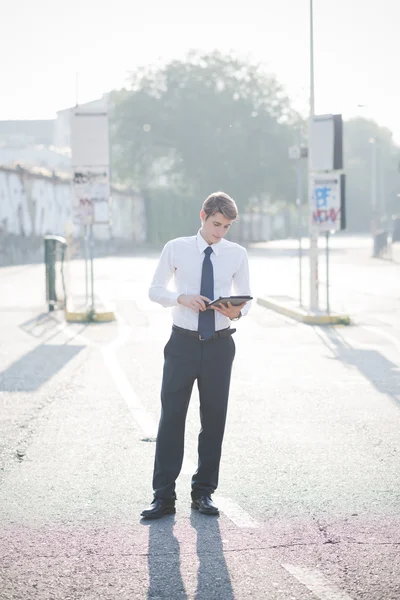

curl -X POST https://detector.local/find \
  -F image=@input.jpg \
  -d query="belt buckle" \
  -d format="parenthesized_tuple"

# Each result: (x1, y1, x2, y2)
(199, 334, 206, 341)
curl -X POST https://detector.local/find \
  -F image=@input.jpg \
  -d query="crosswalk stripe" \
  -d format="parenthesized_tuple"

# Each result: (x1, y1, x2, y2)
(282, 564, 354, 600)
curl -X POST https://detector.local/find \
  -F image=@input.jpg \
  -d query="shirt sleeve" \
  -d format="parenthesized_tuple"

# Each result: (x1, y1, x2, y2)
(232, 247, 252, 317)
(148, 241, 181, 307)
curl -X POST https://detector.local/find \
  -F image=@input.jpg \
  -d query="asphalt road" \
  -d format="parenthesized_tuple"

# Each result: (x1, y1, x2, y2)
(0, 235, 399, 600)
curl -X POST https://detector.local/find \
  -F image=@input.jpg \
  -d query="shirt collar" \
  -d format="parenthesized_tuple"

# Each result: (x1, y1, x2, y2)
(196, 230, 221, 256)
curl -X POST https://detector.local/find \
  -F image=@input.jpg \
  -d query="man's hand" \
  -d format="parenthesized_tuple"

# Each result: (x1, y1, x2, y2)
(211, 301, 247, 320)
(177, 294, 210, 313)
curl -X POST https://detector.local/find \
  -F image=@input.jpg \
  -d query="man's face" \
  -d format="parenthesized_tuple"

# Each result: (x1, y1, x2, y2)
(200, 210, 233, 244)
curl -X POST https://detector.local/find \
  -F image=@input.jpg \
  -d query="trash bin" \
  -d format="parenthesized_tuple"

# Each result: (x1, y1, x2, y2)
(392, 217, 400, 243)
(44, 235, 67, 311)
(373, 230, 388, 258)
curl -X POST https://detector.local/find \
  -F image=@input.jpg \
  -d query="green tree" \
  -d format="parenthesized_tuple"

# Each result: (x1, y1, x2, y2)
(344, 118, 400, 231)
(111, 51, 300, 212)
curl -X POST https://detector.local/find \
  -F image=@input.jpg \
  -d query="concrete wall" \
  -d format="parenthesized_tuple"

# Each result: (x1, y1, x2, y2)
(0, 165, 146, 266)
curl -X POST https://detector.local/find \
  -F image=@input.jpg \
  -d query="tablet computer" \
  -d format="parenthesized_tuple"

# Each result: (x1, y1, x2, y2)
(206, 295, 253, 309)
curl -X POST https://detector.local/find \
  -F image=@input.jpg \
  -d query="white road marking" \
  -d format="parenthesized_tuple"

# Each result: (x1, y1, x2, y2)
(103, 346, 158, 439)
(54, 316, 157, 437)
(282, 564, 355, 600)
(181, 457, 196, 476)
(214, 496, 259, 528)
(179, 456, 259, 527)
(102, 315, 158, 439)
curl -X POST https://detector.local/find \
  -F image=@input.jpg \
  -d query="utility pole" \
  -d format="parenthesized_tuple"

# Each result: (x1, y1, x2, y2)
(297, 128, 304, 307)
(308, 0, 319, 311)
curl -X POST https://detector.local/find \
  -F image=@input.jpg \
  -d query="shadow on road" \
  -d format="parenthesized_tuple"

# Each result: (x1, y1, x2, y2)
(315, 327, 400, 405)
(190, 511, 235, 600)
(146, 516, 188, 600)
(19, 313, 91, 342)
(0, 343, 84, 392)
(144, 512, 235, 599)
(18, 313, 63, 339)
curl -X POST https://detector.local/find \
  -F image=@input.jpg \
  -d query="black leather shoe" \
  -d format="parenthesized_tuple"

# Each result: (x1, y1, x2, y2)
(141, 497, 176, 519)
(191, 495, 219, 515)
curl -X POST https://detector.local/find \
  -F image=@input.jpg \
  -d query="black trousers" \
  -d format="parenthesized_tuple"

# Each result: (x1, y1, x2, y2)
(152, 328, 236, 499)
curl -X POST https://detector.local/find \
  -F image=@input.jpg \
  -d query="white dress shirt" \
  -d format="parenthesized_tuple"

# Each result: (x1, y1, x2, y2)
(149, 230, 252, 331)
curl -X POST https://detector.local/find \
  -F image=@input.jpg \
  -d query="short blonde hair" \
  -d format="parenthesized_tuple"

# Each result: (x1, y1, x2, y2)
(202, 192, 238, 221)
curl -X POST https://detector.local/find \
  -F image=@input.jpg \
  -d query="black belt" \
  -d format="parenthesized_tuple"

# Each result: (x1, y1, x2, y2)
(172, 325, 236, 341)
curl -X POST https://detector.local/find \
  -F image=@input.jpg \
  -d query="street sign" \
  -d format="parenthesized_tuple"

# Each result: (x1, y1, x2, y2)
(310, 114, 343, 172)
(289, 145, 308, 160)
(72, 195, 93, 226)
(311, 173, 346, 232)
(70, 111, 109, 167)
(72, 169, 111, 225)
(289, 145, 301, 160)
(71, 109, 111, 225)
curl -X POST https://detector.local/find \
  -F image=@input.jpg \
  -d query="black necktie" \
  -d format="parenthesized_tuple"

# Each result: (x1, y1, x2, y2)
(198, 246, 215, 339)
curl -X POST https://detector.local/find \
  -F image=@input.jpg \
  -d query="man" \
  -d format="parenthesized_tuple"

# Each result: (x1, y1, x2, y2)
(141, 191, 252, 519)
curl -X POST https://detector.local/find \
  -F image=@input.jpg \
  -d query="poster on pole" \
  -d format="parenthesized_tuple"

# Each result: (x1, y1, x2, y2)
(311, 173, 346, 232)
(71, 109, 111, 225)
(72, 168, 111, 225)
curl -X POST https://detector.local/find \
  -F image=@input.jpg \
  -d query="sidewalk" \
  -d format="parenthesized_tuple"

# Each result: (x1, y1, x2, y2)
(249, 236, 400, 326)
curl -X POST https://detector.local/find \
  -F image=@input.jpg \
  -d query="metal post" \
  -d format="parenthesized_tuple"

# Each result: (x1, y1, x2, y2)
(89, 224, 95, 313)
(297, 130, 303, 306)
(84, 224, 89, 304)
(371, 138, 378, 256)
(75, 71, 79, 107)
(308, 0, 319, 311)
(371, 138, 377, 230)
(379, 142, 386, 227)
(325, 231, 330, 314)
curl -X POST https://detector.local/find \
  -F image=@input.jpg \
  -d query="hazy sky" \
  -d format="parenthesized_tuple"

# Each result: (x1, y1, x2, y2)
(1, 0, 399, 142)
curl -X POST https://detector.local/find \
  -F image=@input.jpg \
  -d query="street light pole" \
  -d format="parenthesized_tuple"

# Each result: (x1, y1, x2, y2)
(370, 137, 378, 236)
(309, 0, 315, 120)
(308, 0, 319, 310)
(297, 129, 304, 307)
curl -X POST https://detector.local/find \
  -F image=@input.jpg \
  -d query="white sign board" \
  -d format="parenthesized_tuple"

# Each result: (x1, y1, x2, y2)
(310, 114, 342, 172)
(311, 173, 343, 232)
(71, 111, 109, 167)
(71, 110, 111, 225)
(288, 145, 301, 160)
(72, 169, 111, 225)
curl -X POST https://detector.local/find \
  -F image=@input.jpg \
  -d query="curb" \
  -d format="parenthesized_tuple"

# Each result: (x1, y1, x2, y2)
(65, 302, 116, 323)
(257, 296, 351, 326)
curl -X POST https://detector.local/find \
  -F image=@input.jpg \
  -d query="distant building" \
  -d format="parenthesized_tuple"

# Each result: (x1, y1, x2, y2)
(0, 119, 55, 147)
(0, 145, 70, 171)
(0, 119, 71, 171)
(0, 95, 110, 173)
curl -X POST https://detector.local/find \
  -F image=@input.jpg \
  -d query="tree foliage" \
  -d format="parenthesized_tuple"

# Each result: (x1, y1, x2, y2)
(344, 118, 400, 231)
(110, 51, 400, 238)
(111, 51, 300, 211)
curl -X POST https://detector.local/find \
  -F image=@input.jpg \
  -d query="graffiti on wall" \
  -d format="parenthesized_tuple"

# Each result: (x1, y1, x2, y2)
(0, 166, 146, 242)
(0, 168, 72, 237)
